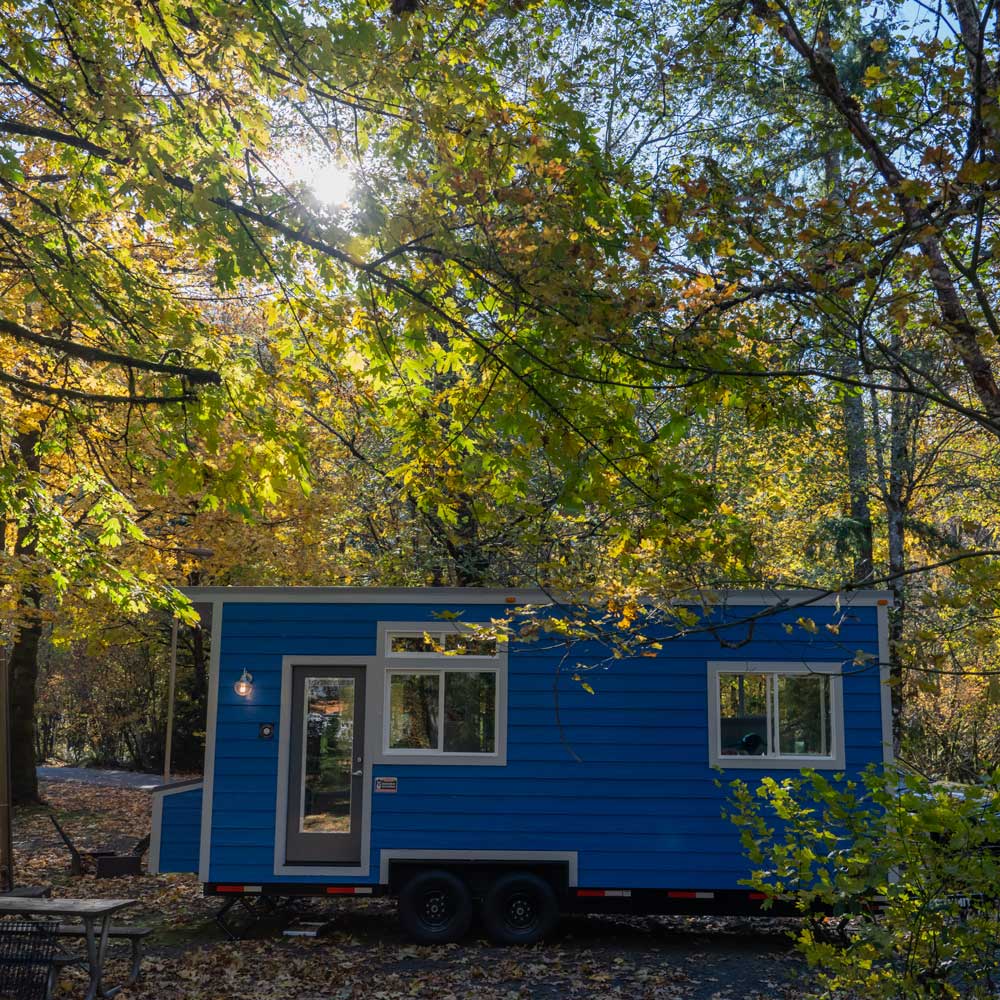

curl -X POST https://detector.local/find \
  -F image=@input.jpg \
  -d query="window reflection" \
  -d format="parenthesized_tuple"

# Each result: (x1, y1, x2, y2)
(301, 677, 354, 833)
(389, 674, 440, 749)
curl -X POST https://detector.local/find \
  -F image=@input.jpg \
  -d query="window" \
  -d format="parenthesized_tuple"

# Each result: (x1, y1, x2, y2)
(378, 622, 506, 763)
(387, 670, 496, 754)
(386, 630, 498, 658)
(708, 662, 844, 769)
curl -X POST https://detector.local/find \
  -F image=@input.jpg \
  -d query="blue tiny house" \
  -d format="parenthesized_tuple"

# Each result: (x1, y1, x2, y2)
(149, 587, 892, 943)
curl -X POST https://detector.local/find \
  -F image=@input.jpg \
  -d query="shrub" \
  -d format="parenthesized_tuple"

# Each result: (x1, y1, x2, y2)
(727, 767, 1000, 998)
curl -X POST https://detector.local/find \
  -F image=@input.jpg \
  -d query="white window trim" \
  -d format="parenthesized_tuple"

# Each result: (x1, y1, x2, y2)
(374, 622, 508, 766)
(707, 661, 845, 770)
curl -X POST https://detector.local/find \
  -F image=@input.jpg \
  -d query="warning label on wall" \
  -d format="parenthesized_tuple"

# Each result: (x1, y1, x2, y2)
(375, 777, 398, 793)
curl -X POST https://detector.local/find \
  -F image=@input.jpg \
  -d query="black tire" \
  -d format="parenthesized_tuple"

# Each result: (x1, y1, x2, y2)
(398, 869, 473, 944)
(481, 872, 559, 945)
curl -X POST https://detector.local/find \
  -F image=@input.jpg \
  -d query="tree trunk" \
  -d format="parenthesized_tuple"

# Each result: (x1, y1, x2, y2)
(447, 496, 490, 587)
(885, 381, 910, 748)
(187, 571, 208, 705)
(842, 373, 875, 583)
(824, 146, 875, 586)
(9, 430, 41, 804)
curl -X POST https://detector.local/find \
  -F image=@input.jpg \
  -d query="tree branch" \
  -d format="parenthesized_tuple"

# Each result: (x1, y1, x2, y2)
(753, 1, 1000, 435)
(0, 367, 195, 405)
(0, 317, 220, 384)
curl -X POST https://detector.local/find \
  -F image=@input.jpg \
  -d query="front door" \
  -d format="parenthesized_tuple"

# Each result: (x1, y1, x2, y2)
(286, 665, 365, 865)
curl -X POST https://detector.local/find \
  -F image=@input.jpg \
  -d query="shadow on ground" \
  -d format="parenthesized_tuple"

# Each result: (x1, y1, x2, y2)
(17, 777, 812, 999)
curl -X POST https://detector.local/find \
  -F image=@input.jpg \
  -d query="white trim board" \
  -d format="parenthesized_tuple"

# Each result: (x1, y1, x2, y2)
(179, 585, 894, 607)
(198, 600, 223, 883)
(148, 792, 163, 875)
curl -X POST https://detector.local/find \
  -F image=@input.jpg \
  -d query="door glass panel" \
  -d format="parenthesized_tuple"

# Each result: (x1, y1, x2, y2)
(388, 674, 439, 749)
(301, 676, 355, 833)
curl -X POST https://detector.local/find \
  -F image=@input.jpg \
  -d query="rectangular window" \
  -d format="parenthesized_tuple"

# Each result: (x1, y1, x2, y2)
(710, 663, 842, 768)
(444, 672, 496, 753)
(388, 673, 439, 750)
(386, 669, 497, 755)
(719, 673, 770, 756)
(387, 630, 498, 658)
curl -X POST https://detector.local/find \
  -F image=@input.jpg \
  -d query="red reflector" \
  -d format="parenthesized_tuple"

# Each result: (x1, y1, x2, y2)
(217, 886, 244, 893)
(668, 891, 697, 899)
(326, 887, 355, 895)
(576, 889, 605, 897)
(749, 892, 767, 900)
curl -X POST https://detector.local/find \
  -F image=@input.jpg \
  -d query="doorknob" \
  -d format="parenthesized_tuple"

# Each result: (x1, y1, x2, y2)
(352, 769, 363, 777)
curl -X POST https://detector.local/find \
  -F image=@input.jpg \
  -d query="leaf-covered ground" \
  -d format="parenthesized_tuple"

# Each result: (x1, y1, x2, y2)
(14, 780, 815, 999)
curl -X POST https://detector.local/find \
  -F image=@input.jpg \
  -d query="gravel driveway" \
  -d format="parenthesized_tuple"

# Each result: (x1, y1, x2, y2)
(36, 764, 172, 790)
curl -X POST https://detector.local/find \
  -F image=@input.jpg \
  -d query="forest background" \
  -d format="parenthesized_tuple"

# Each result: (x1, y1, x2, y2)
(2, 0, 999, 803)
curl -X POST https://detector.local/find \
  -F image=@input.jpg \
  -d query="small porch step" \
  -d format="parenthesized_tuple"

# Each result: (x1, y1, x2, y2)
(282, 919, 336, 939)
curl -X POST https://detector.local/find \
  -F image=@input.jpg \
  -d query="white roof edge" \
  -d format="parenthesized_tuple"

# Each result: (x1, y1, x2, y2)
(149, 777, 204, 795)
(180, 586, 893, 607)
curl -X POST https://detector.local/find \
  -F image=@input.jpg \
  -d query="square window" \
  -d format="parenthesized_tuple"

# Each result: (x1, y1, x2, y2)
(379, 622, 506, 765)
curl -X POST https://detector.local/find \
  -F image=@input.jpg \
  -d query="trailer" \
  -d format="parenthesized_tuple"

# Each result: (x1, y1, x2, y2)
(149, 587, 892, 944)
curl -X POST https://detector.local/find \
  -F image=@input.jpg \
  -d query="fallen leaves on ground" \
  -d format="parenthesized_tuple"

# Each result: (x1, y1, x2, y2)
(14, 781, 813, 999)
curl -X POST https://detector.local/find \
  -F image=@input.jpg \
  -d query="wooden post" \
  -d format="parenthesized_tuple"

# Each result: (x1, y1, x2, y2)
(164, 618, 178, 784)
(0, 644, 13, 892)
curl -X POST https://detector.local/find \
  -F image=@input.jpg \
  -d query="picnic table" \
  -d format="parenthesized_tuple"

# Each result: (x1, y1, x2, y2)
(0, 897, 137, 1000)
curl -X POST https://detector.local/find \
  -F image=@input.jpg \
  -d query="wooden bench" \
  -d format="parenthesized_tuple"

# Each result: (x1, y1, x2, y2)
(53, 924, 152, 986)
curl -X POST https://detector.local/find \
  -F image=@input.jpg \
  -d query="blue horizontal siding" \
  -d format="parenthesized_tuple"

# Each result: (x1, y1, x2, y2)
(206, 598, 885, 891)
(157, 786, 202, 874)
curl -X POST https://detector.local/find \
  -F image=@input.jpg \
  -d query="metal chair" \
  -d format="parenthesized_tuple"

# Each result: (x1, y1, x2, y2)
(49, 815, 149, 877)
(0, 919, 58, 1000)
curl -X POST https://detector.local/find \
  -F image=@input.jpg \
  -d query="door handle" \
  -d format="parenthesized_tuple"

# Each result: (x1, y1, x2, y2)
(352, 770, 363, 777)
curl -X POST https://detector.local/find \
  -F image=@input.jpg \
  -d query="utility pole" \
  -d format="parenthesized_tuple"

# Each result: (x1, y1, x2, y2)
(0, 643, 13, 892)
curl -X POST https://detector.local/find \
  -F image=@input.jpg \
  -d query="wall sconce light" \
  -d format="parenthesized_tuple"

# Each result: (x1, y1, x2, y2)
(234, 669, 254, 697)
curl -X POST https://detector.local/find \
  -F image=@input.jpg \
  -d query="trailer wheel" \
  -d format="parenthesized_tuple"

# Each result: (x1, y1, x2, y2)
(481, 872, 559, 945)
(398, 869, 473, 944)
